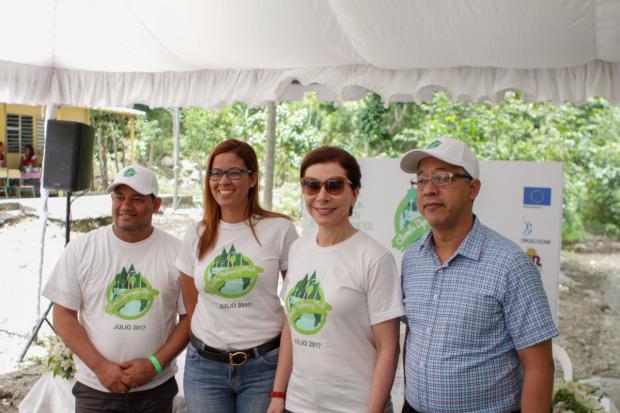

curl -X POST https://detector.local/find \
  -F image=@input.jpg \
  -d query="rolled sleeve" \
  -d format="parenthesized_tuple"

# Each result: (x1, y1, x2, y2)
(502, 253, 559, 350)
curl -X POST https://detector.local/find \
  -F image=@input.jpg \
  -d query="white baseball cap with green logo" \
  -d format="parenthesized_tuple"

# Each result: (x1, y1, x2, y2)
(106, 165, 159, 196)
(400, 136, 480, 179)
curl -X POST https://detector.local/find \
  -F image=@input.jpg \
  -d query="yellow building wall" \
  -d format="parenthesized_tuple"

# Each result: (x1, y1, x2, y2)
(0, 104, 90, 168)
(57, 106, 91, 124)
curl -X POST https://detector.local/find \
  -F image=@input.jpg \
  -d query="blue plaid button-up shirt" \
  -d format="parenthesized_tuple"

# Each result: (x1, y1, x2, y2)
(402, 217, 558, 413)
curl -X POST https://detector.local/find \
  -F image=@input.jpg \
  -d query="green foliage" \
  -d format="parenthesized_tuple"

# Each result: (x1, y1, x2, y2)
(553, 389, 591, 413)
(136, 108, 172, 166)
(360, 91, 620, 242)
(44, 335, 76, 380)
(89, 110, 130, 175)
(552, 380, 605, 413)
(89, 91, 619, 242)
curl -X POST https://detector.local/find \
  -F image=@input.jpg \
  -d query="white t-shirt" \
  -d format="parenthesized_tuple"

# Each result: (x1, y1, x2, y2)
(42, 225, 184, 392)
(175, 216, 298, 349)
(282, 231, 405, 413)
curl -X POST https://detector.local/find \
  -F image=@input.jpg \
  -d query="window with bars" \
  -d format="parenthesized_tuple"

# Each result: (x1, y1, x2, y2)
(6, 114, 34, 153)
(36, 117, 45, 152)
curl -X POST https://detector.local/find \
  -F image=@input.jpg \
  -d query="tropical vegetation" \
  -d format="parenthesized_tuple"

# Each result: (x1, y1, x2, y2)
(89, 91, 620, 243)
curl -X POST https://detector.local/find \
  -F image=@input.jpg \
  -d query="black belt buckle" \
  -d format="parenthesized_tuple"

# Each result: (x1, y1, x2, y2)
(190, 333, 279, 367)
(228, 351, 248, 367)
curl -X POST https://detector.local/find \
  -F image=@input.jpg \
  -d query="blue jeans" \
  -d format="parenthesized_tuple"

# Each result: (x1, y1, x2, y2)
(184, 343, 278, 413)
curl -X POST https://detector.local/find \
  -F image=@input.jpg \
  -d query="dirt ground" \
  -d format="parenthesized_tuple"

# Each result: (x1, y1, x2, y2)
(0, 212, 619, 412)
(556, 236, 620, 404)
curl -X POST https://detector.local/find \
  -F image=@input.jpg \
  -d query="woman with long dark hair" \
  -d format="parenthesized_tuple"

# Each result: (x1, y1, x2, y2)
(268, 147, 404, 413)
(176, 139, 298, 413)
(20, 144, 37, 170)
(0, 141, 6, 167)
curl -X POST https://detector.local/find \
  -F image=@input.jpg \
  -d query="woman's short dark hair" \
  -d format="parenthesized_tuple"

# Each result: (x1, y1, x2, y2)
(300, 146, 361, 190)
(300, 147, 361, 217)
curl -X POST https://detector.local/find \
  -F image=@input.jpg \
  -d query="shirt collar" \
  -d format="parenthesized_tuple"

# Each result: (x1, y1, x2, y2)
(455, 215, 484, 261)
(419, 215, 484, 262)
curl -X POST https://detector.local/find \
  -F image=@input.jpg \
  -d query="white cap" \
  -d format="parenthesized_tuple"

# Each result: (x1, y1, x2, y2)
(400, 136, 480, 179)
(106, 165, 159, 196)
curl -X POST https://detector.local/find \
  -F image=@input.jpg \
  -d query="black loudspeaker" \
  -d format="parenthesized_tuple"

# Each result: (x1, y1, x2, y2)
(43, 120, 95, 191)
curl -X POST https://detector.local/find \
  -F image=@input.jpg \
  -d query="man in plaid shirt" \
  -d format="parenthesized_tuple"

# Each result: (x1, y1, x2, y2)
(399, 137, 558, 413)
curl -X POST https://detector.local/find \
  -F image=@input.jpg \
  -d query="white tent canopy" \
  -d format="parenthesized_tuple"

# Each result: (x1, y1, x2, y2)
(1, 0, 620, 107)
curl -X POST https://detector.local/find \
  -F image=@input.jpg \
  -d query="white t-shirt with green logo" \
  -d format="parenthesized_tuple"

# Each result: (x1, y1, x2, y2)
(42, 225, 184, 392)
(282, 231, 405, 413)
(175, 217, 298, 349)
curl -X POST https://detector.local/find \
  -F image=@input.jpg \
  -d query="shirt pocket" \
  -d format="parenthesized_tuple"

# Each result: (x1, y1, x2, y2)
(403, 287, 432, 328)
(444, 290, 501, 341)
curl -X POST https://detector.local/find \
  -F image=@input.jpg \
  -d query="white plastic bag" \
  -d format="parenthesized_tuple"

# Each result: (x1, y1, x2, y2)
(19, 373, 75, 413)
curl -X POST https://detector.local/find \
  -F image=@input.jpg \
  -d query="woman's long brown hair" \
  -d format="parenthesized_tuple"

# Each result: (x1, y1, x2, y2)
(197, 139, 290, 260)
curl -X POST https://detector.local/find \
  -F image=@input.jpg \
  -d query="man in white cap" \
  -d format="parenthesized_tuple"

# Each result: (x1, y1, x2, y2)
(43, 165, 189, 413)
(399, 137, 558, 413)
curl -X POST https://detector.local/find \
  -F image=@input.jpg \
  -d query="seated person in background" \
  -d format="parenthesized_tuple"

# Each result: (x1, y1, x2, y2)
(0, 142, 6, 168)
(0, 142, 5, 167)
(20, 144, 37, 171)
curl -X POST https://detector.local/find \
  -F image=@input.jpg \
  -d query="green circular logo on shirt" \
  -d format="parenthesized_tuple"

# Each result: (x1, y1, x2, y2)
(391, 188, 430, 251)
(104, 265, 159, 320)
(203, 245, 263, 299)
(286, 271, 332, 335)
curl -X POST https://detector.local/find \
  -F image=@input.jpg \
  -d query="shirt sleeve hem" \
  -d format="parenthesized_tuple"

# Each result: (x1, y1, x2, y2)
(175, 260, 194, 278)
(369, 306, 406, 326)
(43, 293, 80, 312)
(513, 330, 559, 351)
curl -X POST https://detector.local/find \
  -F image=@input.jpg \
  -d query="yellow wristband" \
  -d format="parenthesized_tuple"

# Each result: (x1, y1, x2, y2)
(148, 355, 162, 375)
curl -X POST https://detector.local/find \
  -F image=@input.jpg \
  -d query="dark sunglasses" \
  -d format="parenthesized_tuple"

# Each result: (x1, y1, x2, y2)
(300, 176, 353, 195)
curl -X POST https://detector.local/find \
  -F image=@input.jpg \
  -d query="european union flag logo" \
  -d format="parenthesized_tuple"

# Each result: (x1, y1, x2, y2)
(523, 187, 552, 206)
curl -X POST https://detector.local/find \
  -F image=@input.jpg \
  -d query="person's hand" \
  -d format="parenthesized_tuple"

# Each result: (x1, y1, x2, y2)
(120, 359, 158, 388)
(267, 397, 285, 413)
(94, 360, 136, 393)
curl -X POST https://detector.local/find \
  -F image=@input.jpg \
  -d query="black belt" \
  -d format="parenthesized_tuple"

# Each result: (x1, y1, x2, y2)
(190, 333, 280, 367)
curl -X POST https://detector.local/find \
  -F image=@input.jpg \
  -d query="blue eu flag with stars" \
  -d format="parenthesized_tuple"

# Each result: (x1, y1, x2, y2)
(523, 187, 552, 206)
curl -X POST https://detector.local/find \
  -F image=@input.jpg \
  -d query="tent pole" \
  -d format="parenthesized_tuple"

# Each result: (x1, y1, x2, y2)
(19, 190, 70, 362)
(130, 115, 136, 164)
(263, 101, 276, 210)
(19, 104, 58, 362)
(36, 104, 57, 315)
(173, 107, 180, 210)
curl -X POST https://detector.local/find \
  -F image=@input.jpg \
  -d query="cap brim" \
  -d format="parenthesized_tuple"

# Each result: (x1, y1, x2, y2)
(400, 149, 432, 173)
(106, 182, 121, 193)
(401, 148, 476, 177)
(106, 181, 154, 195)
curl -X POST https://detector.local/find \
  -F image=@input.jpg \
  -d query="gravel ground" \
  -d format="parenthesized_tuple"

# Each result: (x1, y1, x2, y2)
(0, 209, 618, 412)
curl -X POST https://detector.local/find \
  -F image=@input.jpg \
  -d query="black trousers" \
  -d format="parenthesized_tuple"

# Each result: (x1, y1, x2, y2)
(72, 377, 178, 413)
(402, 400, 520, 413)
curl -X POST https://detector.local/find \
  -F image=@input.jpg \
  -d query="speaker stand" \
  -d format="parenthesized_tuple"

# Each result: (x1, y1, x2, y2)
(19, 191, 72, 362)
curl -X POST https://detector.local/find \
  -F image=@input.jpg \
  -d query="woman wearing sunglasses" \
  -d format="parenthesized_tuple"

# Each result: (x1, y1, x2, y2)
(268, 147, 404, 413)
(176, 139, 298, 413)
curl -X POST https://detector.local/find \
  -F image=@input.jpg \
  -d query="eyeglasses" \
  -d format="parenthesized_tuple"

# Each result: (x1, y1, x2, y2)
(410, 171, 472, 189)
(300, 176, 353, 195)
(207, 167, 253, 181)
